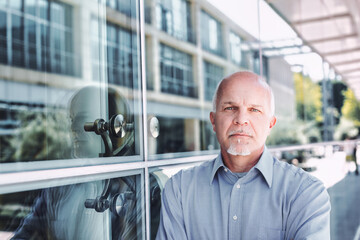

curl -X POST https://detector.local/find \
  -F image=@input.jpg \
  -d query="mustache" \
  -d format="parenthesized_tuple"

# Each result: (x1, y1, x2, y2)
(228, 129, 253, 137)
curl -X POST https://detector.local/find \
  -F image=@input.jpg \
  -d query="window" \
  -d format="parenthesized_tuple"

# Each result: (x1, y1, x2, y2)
(0, 10, 7, 64)
(203, 60, 223, 102)
(200, 120, 219, 151)
(229, 31, 243, 66)
(159, 43, 196, 98)
(200, 10, 223, 57)
(0, 1, 330, 240)
(106, 0, 138, 18)
(0, 0, 75, 75)
(0, 174, 143, 239)
(103, 23, 139, 88)
(156, 0, 194, 43)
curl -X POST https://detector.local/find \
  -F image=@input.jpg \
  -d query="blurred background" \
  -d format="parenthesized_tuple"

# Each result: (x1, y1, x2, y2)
(0, 0, 360, 239)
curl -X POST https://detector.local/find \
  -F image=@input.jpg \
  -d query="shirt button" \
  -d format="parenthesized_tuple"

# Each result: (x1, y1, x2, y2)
(236, 184, 241, 189)
(233, 215, 238, 221)
(224, 168, 228, 172)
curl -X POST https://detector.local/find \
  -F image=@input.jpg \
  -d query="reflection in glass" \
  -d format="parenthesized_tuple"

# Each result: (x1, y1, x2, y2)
(2, 0, 74, 74)
(0, 10, 7, 64)
(0, 0, 6, 7)
(103, 23, 139, 88)
(9, 0, 21, 11)
(203, 61, 223, 101)
(156, 117, 186, 154)
(11, 14, 24, 67)
(149, 163, 201, 239)
(0, 84, 138, 162)
(229, 31, 243, 66)
(70, 86, 136, 158)
(156, 0, 194, 43)
(0, 175, 142, 239)
(160, 43, 195, 98)
(106, 0, 137, 18)
(200, 120, 219, 151)
(200, 10, 223, 57)
(25, 0, 36, 16)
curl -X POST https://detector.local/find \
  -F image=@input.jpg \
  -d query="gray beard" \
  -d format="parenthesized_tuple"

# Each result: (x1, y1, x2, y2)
(227, 139, 251, 156)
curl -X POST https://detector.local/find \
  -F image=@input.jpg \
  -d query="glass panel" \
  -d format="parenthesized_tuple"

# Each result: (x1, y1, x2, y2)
(106, 0, 138, 18)
(25, 18, 37, 69)
(39, 0, 48, 20)
(11, 14, 24, 67)
(229, 31, 242, 66)
(25, 0, 37, 16)
(149, 163, 201, 239)
(159, 43, 195, 97)
(146, 0, 261, 158)
(0, 10, 7, 64)
(9, 0, 21, 11)
(156, 0, 194, 43)
(200, 10, 224, 57)
(0, 0, 142, 167)
(203, 60, 223, 101)
(0, 174, 143, 239)
(0, 0, 6, 7)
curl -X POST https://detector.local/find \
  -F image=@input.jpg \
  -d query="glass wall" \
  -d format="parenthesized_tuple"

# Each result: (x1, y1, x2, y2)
(0, 0, 355, 239)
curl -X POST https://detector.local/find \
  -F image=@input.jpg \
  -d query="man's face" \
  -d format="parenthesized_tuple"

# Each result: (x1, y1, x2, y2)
(210, 76, 276, 157)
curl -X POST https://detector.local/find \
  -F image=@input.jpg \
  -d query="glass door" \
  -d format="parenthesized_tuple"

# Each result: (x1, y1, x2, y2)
(0, 0, 144, 239)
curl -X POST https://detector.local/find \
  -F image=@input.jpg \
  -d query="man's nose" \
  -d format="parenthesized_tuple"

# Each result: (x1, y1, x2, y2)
(233, 110, 248, 125)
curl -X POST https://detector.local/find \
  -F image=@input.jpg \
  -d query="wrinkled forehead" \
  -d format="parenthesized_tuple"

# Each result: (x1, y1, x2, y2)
(219, 75, 271, 98)
(219, 76, 272, 111)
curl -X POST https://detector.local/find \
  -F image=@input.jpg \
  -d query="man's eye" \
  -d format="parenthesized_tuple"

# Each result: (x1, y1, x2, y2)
(225, 107, 234, 110)
(250, 108, 260, 112)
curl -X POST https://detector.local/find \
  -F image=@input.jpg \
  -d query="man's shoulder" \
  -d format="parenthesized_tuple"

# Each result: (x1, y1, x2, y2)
(164, 158, 216, 189)
(272, 157, 326, 193)
(173, 158, 215, 180)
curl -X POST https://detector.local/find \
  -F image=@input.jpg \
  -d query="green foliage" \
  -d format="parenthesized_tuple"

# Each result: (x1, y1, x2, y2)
(341, 88, 360, 127)
(334, 117, 358, 140)
(294, 73, 323, 123)
(267, 119, 322, 146)
(267, 120, 306, 146)
(3, 110, 72, 162)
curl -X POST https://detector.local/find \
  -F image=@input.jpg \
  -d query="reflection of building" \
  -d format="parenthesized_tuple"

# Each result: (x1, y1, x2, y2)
(0, 0, 296, 238)
(0, 0, 281, 154)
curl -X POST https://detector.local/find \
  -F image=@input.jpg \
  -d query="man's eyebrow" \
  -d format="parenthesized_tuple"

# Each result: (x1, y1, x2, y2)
(249, 104, 264, 109)
(220, 101, 235, 105)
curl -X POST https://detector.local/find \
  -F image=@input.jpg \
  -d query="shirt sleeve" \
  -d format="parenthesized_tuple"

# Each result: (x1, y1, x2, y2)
(156, 175, 188, 240)
(286, 177, 331, 240)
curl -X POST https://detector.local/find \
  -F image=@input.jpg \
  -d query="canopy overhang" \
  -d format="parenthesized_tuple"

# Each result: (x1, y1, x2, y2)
(266, 0, 360, 98)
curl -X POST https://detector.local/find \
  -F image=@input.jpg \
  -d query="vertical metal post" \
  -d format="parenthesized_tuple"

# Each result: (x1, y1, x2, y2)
(138, 0, 150, 239)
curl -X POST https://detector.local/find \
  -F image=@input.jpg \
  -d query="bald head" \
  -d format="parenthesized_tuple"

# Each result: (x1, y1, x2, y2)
(212, 71, 275, 116)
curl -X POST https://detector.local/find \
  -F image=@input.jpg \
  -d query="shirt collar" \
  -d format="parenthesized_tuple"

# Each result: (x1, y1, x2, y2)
(209, 154, 225, 185)
(253, 146, 273, 188)
(209, 146, 274, 188)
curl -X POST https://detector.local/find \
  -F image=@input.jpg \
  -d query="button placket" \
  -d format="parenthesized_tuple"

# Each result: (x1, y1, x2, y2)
(228, 180, 243, 239)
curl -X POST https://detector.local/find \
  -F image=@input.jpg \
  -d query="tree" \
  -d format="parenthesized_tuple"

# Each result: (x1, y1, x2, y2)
(293, 73, 323, 123)
(3, 110, 72, 163)
(332, 81, 347, 119)
(341, 88, 360, 127)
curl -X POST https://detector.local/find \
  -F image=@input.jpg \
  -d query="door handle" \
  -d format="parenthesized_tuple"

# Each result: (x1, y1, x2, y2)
(83, 114, 133, 157)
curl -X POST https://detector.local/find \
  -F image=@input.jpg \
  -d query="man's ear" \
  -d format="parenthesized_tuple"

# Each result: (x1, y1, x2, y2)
(269, 116, 276, 129)
(210, 112, 216, 132)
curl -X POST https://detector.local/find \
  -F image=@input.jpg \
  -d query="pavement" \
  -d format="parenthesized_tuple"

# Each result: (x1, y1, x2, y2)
(306, 151, 360, 240)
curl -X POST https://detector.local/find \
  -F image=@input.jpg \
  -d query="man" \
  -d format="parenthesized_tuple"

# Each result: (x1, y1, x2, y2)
(156, 71, 330, 239)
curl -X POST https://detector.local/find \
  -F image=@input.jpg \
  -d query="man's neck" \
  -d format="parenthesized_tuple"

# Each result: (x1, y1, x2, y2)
(221, 147, 264, 173)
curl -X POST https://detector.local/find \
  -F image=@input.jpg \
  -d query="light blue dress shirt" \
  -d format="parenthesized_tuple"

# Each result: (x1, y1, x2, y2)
(156, 147, 330, 240)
